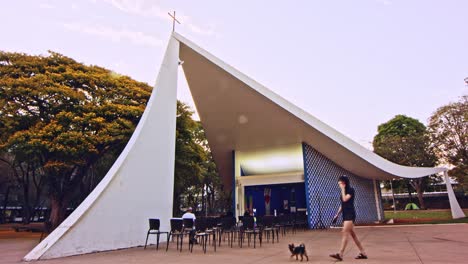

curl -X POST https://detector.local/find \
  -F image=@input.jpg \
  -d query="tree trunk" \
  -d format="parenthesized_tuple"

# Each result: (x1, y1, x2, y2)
(407, 182, 413, 203)
(390, 180, 396, 212)
(22, 184, 31, 224)
(207, 190, 213, 215)
(411, 179, 426, 210)
(416, 189, 426, 210)
(1, 186, 10, 223)
(49, 196, 68, 231)
(201, 185, 206, 216)
(30, 188, 43, 222)
(173, 191, 181, 217)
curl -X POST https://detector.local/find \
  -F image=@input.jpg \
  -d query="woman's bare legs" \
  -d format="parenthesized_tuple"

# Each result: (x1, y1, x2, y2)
(350, 229, 366, 255)
(339, 221, 366, 258)
(339, 220, 353, 257)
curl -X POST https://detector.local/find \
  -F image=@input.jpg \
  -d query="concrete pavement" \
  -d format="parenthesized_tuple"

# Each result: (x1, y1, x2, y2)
(1, 224, 467, 264)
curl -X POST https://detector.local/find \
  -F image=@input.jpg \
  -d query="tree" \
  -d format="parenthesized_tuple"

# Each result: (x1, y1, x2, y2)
(0, 156, 16, 223)
(0, 50, 228, 228)
(173, 102, 207, 216)
(194, 122, 229, 215)
(0, 152, 44, 224)
(173, 103, 228, 216)
(373, 115, 437, 209)
(428, 95, 468, 189)
(0, 51, 151, 229)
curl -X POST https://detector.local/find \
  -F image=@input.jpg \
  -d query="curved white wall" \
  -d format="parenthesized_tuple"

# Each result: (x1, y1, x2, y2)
(24, 36, 180, 260)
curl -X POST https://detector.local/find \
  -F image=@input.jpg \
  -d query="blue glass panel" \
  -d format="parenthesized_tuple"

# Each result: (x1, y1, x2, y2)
(303, 143, 382, 228)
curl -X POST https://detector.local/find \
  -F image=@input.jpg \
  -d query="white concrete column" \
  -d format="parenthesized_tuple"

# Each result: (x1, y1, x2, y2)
(444, 171, 466, 219)
(373, 179, 382, 221)
(236, 182, 244, 219)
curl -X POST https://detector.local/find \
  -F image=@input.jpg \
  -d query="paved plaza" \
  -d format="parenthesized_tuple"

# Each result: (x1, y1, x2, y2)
(1, 224, 467, 264)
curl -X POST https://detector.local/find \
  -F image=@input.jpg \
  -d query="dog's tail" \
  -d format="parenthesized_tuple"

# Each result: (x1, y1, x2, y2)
(300, 243, 305, 248)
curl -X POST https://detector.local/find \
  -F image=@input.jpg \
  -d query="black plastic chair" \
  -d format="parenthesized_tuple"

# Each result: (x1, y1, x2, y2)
(256, 216, 264, 229)
(295, 213, 308, 230)
(200, 217, 217, 251)
(274, 215, 286, 236)
(189, 218, 215, 253)
(219, 216, 237, 247)
(169, 219, 184, 252)
(207, 217, 221, 245)
(144, 219, 170, 251)
(240, 216, 262, 248)
(281, 214, 295, 234)
(262, 215, 279, 243)
(183, 218, 194, 230)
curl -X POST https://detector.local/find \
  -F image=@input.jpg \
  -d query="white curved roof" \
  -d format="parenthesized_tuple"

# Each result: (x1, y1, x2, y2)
(174, 33, 446, 189)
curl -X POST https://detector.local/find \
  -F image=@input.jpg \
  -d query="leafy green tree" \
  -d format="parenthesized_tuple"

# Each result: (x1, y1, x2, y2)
(173, 104, 228, 216)
(428, 96, 468, 190)
(0, 50, 227, 228)
(0, 152, 44, 224)
(0, 156, 16, 223)
(0, 51, 151, 228)
(173, 102, 207, 216)
(373, 115, 437, 209)
(194, 122, 230, 215)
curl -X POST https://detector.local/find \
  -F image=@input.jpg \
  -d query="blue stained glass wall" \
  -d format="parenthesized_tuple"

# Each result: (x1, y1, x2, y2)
(302, 143, 383, 228)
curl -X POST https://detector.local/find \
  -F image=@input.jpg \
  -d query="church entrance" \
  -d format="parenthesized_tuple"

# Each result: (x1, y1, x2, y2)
(244, 182, 306, 217)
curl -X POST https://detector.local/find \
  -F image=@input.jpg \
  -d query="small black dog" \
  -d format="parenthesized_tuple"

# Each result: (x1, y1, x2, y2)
(289, 243, 309, 261)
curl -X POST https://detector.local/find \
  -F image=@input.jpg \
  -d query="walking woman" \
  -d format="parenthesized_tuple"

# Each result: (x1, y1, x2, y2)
(329, 176, 368, 261)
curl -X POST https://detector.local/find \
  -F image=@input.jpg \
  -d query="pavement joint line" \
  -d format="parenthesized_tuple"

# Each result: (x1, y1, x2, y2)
(432, 237, 468, 244)
(405, 234, 424, 264)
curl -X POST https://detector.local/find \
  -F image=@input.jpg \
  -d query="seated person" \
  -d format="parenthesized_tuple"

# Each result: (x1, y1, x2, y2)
(244, 209, 251, 217)
(182, 207, 196, 220)
(182, 207, 197, 244)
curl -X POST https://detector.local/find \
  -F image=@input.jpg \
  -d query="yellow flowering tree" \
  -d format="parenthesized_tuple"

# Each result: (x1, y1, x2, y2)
(0, 51, 151, 228)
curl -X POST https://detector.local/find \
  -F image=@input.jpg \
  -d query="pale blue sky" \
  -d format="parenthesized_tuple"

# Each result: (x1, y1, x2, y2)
(3, 0, 467, 149)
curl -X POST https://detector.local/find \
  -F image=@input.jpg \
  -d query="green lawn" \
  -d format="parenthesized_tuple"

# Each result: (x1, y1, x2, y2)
(384, 209, 468, 224)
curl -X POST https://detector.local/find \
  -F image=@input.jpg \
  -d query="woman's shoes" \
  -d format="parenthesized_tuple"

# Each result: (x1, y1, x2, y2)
(329, 253, 343, 261)
(355, 253, 368, 259)
(329, 253, 368, 261)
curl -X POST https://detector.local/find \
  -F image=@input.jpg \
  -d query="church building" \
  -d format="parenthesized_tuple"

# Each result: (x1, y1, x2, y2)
(25, 32, 464, 260)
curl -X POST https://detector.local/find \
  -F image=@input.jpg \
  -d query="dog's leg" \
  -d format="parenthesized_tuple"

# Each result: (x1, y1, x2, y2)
(305, 252, 309, 261)
(296, 254, 298, 260)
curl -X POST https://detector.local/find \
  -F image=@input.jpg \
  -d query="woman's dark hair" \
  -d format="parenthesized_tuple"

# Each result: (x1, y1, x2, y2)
(338, 175, 351, 192)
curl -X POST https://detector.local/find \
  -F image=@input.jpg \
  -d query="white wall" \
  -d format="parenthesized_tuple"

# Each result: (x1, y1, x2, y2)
(24, 36, 180, 260)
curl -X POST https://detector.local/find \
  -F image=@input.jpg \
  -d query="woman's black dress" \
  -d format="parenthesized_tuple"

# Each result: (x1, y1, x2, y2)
(341, 187, 356, 222)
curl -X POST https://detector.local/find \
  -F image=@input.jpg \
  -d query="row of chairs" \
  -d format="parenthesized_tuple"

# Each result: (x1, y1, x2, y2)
(144, 214, 308, 253)
(144, 217, 218, 253)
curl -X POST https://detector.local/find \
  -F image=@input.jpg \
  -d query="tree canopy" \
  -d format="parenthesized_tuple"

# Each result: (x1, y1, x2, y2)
(429, 95, 468, 189)
(373, 115, 436, 167)
(0, 50, 226, 227)
(173, 103, 228, 216)
(373, 115, 437, 209)
(0, 51, 151, 228)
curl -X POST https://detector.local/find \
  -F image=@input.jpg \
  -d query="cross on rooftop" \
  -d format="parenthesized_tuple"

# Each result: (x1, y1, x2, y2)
(168, 11, 181, 32)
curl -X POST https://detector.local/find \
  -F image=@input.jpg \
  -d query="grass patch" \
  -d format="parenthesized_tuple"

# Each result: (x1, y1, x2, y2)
(384, 209, 468, 225)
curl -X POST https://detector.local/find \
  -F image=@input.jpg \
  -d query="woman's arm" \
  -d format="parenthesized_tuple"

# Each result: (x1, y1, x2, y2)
(335, 206, 342, 216)
(340, 187, 352, 202)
